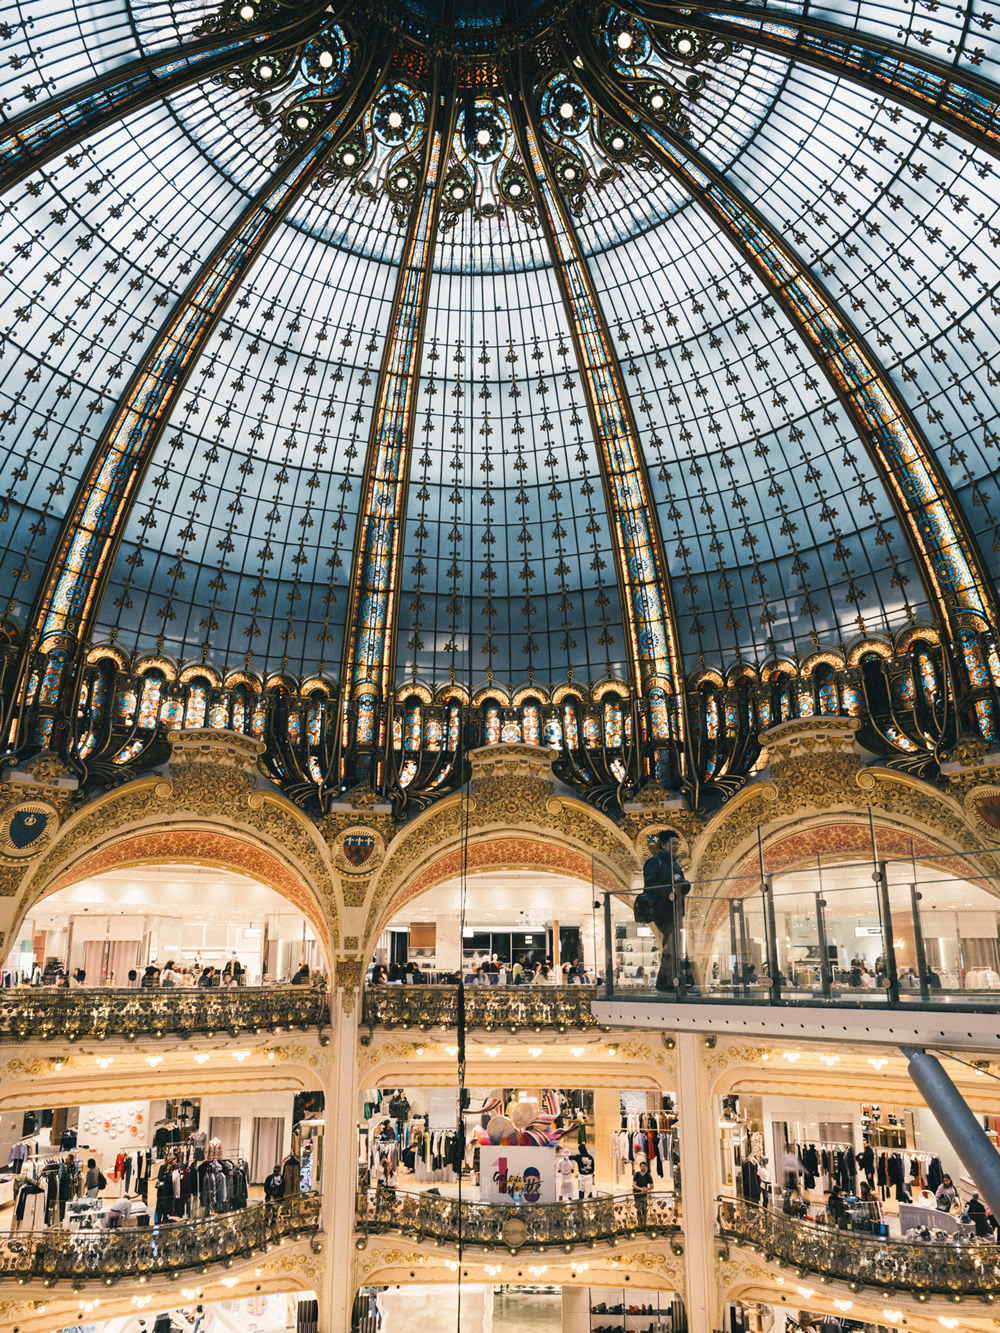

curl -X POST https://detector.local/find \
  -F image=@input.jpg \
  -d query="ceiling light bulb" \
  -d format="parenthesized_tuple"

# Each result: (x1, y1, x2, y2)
(560, 101, 575, 119)
(452, 186, 465, 199)
(239, 4, 255, 18)
(477, 128, 491, 146)
(319, 50, 334, 69)
(617, 32, 632, 49)
(508, 183, 522, 197)
(677, 37, 693, 54)
(395, 174, 409, 189)
(564, 167, 577, 180)
(343, 151, 356, 166)
(611, 135, 625, 150)
(651, 93, 665, 109)
(258, 64, 273, 79)
(295, 115, 310, 130)
(388, 110, 403, 129)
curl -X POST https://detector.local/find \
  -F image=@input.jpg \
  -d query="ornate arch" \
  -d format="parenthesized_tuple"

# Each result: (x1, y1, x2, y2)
(0, 730, 341, 955)
(683, 718, 1000, 945)
(360, 746, 639, 954)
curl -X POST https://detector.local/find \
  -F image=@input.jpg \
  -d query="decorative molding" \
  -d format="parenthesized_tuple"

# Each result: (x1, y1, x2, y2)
(2, 730, 341, 948)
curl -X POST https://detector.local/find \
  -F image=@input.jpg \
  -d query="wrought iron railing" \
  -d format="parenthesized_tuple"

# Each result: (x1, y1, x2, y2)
(0, 1194, 320, 1284)
(0, 985, 330, 1042)
(717, 1196, 1000, 1296)
(357, 1185, 679, 1250)
(362, 984, 599, 1033)
(6, 618, 997, 815)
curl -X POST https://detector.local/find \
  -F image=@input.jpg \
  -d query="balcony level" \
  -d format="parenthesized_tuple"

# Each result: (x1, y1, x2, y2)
(0, 986, 330, 1043)
(717, 1196, 999, 1302)
(356, 1185, 680, 1253)
(0, 1195, 320, 1292)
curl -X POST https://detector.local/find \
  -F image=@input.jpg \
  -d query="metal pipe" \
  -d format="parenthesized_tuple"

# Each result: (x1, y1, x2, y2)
(603, 892, 613, 1001)
(909, 882, 931, 1003)
(901, 1045, 1000, 1219)
(763, 874, 781, 1004)
(875, 859, 900, 1004)
(815, 892, 831, 999)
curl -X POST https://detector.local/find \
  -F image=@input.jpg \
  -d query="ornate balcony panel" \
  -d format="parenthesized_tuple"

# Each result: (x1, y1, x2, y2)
(362, 984, 599, 1034)
(0, 1194, 319, 1285)
(717, 1196, 1000, 1296)
(0, 986, 330, 1043)
(357, 1185, 679, 1251)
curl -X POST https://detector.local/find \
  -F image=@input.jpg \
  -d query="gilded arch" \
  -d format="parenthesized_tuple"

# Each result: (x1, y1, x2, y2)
(0, 729, 342, 955)
(360, 746, 639, 955)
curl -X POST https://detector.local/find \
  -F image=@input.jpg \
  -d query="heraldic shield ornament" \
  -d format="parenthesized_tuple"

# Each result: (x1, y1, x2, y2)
(0, 802, 56, 857)
(334, 825, 384, 874)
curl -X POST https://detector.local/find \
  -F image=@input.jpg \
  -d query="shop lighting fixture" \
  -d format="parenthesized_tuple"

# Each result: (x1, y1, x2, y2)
(868, 1058, 888, 1070)
(796, 1287, 814, 1298)
(834, 1300, 852, 1311)
(445, 1045, 458, 1056)
(606, 1045, 618, 1057)
(415, 1046, 425, 1056)
(484, 1047, 500, 1057)
(819, 1055, 839, 1067)
(193, 1053, 211, 1064)
(145, 1056, 163, 1067)
(484, 1264, 503, 1276)
(221, 1277, 240, 1288)
(938, 1320, 960, 1329)
(528, 1266, 548, 1277)
(95, 1056, 114, 1068)
(528, 1047, 543, 1058)
(571, 1262, 589, 1272)
(232, 1050, 251, 1061)
(570, 1047, 585, 1057)
(882, 1311, 903, 1322)
(182, 1290, 198, 1299)
(782, 1052, 801, 1062)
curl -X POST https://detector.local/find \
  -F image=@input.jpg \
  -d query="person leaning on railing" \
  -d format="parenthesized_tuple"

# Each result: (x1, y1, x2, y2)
(640, 829, 692, 993)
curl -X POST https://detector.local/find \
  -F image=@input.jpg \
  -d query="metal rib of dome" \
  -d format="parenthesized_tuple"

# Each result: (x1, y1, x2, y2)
(0, 0, 999, 813)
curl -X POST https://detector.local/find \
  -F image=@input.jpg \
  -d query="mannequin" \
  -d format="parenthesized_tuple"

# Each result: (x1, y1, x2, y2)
(556, 1147, 576, 1201)
(571, 1144, 596, 1198)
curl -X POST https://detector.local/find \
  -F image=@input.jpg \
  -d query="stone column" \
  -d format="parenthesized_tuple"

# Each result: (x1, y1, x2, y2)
(317, 958, 363, 1333)
(674, 1032, 719, 1330)
(593, 1088, 621, 1191)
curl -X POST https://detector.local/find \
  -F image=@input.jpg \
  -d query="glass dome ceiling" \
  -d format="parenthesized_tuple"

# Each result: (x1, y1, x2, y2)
(1, 0, 999, 714)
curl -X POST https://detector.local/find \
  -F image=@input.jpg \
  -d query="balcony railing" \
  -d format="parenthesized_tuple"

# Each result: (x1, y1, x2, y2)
(0, 986, 330, 1042)
(0, 1194, 320, 1285)
(362, 984, 599, 1033)
(357, 1185, 679, 1250)
(717, 1196, 1000, 1296)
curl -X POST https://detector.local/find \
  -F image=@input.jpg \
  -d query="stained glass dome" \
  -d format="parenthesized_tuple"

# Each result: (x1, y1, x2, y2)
(1, 0, 999, 810)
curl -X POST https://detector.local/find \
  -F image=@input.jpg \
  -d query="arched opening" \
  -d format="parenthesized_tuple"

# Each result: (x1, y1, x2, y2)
(7, 863, 328, 988)
(700, 825, 1000, 998)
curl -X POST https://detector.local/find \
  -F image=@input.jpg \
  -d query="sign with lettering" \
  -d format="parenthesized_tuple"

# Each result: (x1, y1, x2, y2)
(479, 1145, 557, 1205)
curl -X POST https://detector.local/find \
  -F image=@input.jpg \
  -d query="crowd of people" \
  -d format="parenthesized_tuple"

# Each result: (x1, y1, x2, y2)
(368, 956, 594, 986)
(16, 954, 323, 988)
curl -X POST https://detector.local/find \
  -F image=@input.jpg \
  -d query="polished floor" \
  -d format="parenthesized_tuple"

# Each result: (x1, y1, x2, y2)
(492, 1290, 562, 1331)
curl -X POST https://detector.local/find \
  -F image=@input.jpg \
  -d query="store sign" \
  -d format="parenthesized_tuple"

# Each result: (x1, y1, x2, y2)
(480, 1146, 556, 1204)
(854, 926, 883, 937)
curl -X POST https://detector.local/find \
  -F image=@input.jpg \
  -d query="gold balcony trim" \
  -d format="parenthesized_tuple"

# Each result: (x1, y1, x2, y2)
(0, 1194, 320, 1284)
(717, 1195, 999, 1295)
(356, 1184, 680, 1251)
(0, 986, 330, 1042)
(362, 983, 599, 1034)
